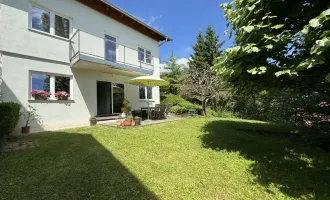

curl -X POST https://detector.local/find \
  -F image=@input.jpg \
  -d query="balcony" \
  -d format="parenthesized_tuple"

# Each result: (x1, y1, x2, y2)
(69, 30, 157, 75)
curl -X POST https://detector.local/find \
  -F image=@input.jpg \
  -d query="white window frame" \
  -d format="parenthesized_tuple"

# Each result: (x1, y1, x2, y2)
(29, 71, 73, 101)
(28, 3, 73, 39)
(138, 47, 152, 65)
(139, 86, 153, 100)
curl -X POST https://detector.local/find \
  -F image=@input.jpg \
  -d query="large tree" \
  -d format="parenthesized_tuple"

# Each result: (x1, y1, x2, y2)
(216, 0, 330, 99)
(182, 25, 224, 116)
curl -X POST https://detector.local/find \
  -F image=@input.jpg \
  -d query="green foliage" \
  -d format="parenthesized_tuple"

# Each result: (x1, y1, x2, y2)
(217, 0, 330, 99)
(0, 102, 20, 140)
(170, 106, 188, 114)
(89, 116, 96, 120)
(160, 52, 184, 95)
(161, 94, 186, 106)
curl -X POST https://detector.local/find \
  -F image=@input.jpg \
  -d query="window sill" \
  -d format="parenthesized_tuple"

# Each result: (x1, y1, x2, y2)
(139, 99, 155, 102)
(28, 99, 75, 103)
(28, 28, 70, 42)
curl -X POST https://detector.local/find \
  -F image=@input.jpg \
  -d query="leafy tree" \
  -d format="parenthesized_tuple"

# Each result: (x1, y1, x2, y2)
(160, 52, 184, 95)
(216, 0, 330, 100)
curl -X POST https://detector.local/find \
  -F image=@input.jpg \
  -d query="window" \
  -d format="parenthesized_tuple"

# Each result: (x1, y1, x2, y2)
(55, 76, 70, 94)
(139, 86, 153, 100)
(55, 15, 70, 39)
(31, 74, 50, 92)
(138, 47, 152, 64)
(30, 5, 71, 39)
(30, 72, 72, 100)
(31, 7, 50, 33)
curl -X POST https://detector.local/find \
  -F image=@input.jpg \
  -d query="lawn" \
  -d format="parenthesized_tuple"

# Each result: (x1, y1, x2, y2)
(1, 118, 329, 200)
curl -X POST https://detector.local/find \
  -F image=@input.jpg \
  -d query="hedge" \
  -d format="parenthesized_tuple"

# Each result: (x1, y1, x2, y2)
(0, 102, 21, 140)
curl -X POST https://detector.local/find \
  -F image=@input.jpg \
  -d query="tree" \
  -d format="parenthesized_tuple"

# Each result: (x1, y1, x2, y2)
(181, 69, 222, 116)
(182, 26, 224, 116)
(160, 52, 184, 95)
(216, 0, 330, 99)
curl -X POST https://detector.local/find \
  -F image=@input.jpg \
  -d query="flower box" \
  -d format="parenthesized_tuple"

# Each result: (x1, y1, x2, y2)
(55, 91, 70, 100)
(31, 90, 51, 100)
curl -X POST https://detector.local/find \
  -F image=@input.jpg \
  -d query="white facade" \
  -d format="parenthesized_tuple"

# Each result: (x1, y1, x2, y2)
(0, 0, 167, 132)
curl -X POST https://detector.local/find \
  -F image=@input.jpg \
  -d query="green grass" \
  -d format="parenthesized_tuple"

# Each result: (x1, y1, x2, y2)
(1, 118, 329, 199)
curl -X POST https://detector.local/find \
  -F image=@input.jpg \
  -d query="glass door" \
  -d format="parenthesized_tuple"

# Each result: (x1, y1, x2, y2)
(112, 83, 125, 113)
(97, 81, 112, 115)
(105, 34, 117, 62)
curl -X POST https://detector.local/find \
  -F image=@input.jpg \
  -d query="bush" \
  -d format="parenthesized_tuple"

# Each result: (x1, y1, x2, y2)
(170, 106, 188, 114)
(161, 95, 186, 106)
(0, 102, 21, 140)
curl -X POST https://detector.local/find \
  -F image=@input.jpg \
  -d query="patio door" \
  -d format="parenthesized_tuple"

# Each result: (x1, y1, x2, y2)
(97, 81, 125, 116)
(105, 34, 117, 62)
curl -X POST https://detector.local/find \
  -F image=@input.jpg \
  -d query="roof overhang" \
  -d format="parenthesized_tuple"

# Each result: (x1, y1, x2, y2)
(75, 0, 173, 42)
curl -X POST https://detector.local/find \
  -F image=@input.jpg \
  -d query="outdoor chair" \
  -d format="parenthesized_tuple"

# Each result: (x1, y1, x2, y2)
(153, 105, 167, 119)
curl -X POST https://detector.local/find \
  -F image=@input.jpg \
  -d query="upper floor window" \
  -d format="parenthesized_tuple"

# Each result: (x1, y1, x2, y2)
(138, 47, 152, 64)
(30, 5, 71, 39)
(31, 7, 50, 33)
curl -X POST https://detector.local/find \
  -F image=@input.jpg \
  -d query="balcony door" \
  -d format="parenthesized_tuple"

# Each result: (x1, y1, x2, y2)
(105, 34, 117, 62)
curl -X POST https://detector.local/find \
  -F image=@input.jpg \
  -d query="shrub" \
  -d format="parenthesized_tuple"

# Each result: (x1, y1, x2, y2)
(170, 106, 188, 114)
(0, 102, 21, 140)
(161, 95, 186, 106)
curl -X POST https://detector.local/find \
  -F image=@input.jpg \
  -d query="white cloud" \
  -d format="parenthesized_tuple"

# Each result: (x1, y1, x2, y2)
(135, 15, 163, 31)
(160, 57, 190, 73)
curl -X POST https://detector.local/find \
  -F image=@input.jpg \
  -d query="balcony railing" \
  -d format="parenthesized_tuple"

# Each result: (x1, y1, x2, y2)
(69, 29, 157, 72)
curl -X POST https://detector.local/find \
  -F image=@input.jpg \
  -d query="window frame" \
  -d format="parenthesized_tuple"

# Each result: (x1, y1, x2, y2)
(138, 47, 152, 65)
(29, 71, 73, 101)
(139, 86, 153, 100)
(29, 3, 73, 40)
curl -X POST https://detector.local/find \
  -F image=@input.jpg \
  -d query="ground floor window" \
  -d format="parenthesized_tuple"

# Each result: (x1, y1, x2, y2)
(30, 72, 73, 100)
(139, 86, 153, 100)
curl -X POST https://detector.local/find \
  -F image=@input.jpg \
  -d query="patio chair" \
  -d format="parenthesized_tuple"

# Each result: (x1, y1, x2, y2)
(153, 105, 167, 119)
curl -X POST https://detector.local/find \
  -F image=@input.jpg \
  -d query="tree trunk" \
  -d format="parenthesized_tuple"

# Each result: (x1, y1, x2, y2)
(202, 98, 209, 117)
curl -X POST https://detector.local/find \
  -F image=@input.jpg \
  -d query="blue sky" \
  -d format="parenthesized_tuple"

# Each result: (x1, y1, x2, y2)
(110, 0, 234, 66)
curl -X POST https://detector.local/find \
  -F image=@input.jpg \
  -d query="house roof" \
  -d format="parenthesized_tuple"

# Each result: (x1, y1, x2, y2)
(75, 0, 172, 42)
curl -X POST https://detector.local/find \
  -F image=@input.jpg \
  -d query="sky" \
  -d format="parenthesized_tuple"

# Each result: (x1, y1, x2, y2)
(109, 0, 234, 67)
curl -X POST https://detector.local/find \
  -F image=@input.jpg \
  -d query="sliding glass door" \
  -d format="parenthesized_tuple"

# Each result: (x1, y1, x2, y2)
(97, 81, 125, 115)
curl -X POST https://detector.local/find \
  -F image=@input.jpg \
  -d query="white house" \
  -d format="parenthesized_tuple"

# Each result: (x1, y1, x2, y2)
(0, 0, 172, 132)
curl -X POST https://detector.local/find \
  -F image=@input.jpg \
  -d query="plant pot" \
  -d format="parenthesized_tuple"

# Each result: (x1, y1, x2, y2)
(135, 119, 141, 126)
(57, 96, 68, 100)
(21, 126, 31, 134)
(90, 119, 97, 126)
(33, 95, 47, 100)
(123, 120, 131, 126)
(131, 120, 136, 127)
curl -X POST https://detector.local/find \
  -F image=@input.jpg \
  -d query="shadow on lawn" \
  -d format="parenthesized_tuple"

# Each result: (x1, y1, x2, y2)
(0, 132, 157, 200)
(201, 120, 330, 199)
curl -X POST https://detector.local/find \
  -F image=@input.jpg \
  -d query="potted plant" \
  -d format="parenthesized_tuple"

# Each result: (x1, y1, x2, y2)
(121, 99, 131, 113)
(89, 116, 97, 126)
(31, 90, 51, 100)
(123, 114, 132, 126)
(21, 104, 41, 134)
(55, 91, 70, 100)
(134, 116, 141, 126)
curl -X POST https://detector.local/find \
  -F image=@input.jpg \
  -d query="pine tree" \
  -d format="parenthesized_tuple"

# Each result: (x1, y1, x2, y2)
(188, 31, 207, 70)
(160, 52, 183, 95)
(204, 25, 224, 68)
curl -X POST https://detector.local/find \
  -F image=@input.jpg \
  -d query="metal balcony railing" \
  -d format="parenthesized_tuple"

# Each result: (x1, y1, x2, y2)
(69, 29, 157, 72)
